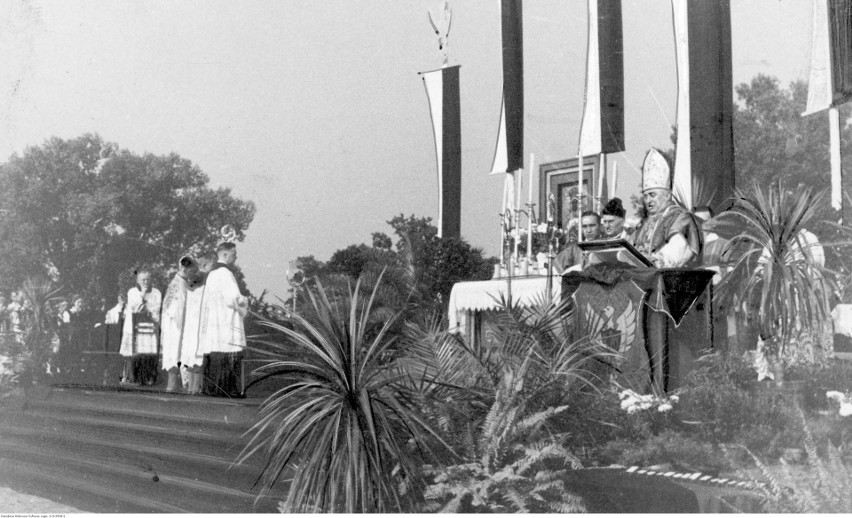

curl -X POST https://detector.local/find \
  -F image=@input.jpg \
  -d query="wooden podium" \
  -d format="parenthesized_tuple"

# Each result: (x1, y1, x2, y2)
(563, 265, 715, 393)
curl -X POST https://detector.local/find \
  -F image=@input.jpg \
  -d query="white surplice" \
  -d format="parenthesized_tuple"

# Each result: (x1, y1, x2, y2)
(197, 263, 247, 355)
(160, 274, 189, 371)
(119, 286, 162, 356)
(181, 281, 205, 369)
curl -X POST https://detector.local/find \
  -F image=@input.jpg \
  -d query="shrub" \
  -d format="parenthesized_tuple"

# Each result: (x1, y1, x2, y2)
(600, 430, 731, 474)
(239, 274, 450, 513)
(748, 408, 852, 513)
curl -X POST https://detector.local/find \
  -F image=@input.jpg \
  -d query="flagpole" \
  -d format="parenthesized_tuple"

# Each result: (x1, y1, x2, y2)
(577, 152, 584, 243)
(597, 152, 606, 210)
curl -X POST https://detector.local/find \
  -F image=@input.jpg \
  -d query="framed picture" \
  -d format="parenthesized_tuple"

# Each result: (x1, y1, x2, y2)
(539, 156, 603, 229)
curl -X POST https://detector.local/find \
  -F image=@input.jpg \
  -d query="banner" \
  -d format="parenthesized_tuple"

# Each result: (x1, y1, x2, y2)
(804, 0, 852, 212)
(490, 0, 524, 175)
(670, 0, 734, 213)
(421, 65, 462, 239)
(579, 0, 624, 156)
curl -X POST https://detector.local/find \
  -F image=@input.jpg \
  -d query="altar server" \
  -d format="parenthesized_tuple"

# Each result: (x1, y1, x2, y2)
(120, 268, 162, 385)
(181, 251, 215, 394)
(161, 256, 197, 392)
(199, 243, 248, 397)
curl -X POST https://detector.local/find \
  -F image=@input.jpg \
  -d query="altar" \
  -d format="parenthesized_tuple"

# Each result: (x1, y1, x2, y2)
(447, 275, 560, 346)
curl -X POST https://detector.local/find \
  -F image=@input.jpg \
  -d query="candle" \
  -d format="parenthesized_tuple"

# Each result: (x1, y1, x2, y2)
(611, 161, 618, 199)
(527, 153, 535, 261)
(577, 152, 584, 243)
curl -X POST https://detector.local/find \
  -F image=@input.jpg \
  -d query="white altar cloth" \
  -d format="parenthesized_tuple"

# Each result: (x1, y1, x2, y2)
(447, 276, 561, 333)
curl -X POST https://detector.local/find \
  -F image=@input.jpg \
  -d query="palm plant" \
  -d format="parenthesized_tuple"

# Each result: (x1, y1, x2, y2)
(402, 293, 614, 511)
(3, 276, 62, 384)
(716, 181, 831, 361)
(239, 273, 451, 513)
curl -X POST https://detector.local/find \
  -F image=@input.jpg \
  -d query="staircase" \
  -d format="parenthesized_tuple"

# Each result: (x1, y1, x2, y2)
(0, 385, 285, 513)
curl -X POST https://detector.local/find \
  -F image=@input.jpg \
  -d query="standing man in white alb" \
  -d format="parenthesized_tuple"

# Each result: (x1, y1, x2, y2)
(198, 242, 248, 398)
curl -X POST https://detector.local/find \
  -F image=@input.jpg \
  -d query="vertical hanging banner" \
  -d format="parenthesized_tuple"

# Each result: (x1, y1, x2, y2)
(804, 0, 852, 215)
(421, 65, 462, 239)
(671, 0, 734, 213)
(491, 0, 524, 175)
(578, 0, 625, 157)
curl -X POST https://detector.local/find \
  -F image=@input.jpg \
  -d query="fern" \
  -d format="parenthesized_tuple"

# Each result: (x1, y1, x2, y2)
(742, 407, 852, 513)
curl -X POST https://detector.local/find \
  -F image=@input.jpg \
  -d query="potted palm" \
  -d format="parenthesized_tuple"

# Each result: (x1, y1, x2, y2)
(716, 181, 832, 378)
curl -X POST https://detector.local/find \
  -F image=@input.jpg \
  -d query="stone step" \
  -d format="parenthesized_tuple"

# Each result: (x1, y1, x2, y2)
(36, 384, 264, 423)
(0, 436, 281, 513)
(5, 407, 253, 461)
(0, 418, 274, 493)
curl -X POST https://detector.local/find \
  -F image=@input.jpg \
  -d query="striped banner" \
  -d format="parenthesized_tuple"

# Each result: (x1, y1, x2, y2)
(491, 0, 524, 175)
(421, 65, 462, 239)
(579, 0, 624, 156)
(670, 0, 734, 213)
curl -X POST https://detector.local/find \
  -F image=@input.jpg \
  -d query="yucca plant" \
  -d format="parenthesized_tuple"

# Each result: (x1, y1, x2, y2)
(238, 272, 451, 513)
(3, 277, 63, 384)
(716, 181, 831, 361)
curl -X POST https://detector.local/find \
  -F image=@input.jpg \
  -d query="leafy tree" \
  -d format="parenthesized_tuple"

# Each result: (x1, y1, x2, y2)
(729, 75, 852, 277)
(0, 134, 256, 302)
(290, 215, 495, 318)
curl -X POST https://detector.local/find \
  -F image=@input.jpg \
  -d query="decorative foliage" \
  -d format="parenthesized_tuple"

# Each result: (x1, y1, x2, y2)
(239, 273, 450, 513)
(716, 181, 832, 362)
(747, 408, 852, 513)
(826, 391, 852, 417)
(403, 293, 613, 512)
(0, 277, 62, 384)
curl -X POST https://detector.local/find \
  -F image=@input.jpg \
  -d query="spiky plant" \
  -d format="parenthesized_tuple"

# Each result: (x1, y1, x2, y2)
(404, 292, 614, 512)
(3, 277, 62, 384)
(238, 273, 451, 513)
(716, 181, 831, 359)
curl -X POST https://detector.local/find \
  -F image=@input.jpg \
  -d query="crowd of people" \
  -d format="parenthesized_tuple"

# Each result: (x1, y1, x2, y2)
(0, 242, 249, 399)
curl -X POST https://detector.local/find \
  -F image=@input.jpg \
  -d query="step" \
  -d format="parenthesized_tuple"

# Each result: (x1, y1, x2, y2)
(0, 419, 269, 492)
(24, 394, 257, 440)
(36, 384, 264, 423)
(5, 407, 253, 461)
(0, 439, 281, 513)
(0, 457, 182, 513)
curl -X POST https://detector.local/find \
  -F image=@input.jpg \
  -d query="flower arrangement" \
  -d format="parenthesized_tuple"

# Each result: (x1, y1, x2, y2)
(618, 388, 679, 414)
(825, 391, 852, 417)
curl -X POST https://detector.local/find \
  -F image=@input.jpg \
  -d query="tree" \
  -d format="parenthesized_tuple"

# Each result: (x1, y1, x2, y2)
(291, 215, 495, 318)
(728, 75, 852, 275)
(0, 134, 256, 302)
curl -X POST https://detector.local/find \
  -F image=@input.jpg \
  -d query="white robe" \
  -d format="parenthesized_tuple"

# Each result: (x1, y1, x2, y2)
(119, 286, 162, 357)
(181, 281, 206, 368)
(197, 263, 247, 355)
(160, 274, 189, 371)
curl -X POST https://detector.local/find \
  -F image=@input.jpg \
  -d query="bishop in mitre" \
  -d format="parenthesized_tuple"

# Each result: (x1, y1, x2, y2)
(634, 148, 703, 268)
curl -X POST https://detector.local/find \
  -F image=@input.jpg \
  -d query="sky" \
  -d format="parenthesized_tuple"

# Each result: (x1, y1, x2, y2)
(0, 0, 814, 299)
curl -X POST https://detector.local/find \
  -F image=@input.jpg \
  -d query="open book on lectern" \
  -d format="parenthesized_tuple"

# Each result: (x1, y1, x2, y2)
(577, 238, 655, 268)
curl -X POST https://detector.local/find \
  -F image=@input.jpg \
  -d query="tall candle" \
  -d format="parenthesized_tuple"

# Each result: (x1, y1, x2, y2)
(527, 153, 535, 261)
(577, 152, 584, 243)
(611, 161, 618, 198)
